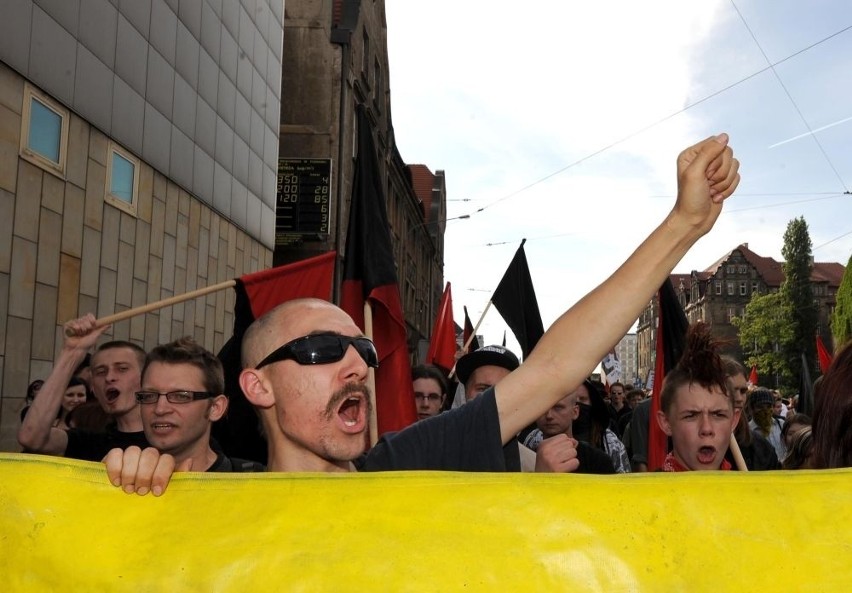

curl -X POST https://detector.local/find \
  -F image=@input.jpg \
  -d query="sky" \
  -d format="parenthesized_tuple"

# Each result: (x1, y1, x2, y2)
(384, 0, 852, 356)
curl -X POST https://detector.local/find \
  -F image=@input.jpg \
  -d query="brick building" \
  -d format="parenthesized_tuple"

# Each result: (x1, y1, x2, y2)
(637, 244, 845, 384)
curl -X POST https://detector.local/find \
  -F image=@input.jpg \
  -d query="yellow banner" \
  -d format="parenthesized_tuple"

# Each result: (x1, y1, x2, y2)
(1, 453, 850, 591)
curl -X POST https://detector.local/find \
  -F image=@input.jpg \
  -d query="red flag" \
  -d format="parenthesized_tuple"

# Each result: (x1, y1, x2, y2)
(748, 365, 758, 386)
(463, 306, 479, 353)
(215, 252, 336, 463)
(648, 278, 689, 471)
(340, 107, 417, 435)
(816, 334, 833, 374)
(426, 283, 456, 373)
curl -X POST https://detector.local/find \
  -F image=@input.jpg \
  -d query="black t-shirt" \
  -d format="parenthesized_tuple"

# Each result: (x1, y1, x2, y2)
(64, 425, 150, 461)
(726, 432, 781, 471)
(207, 452, 266, 472)
(357, 387, 516, 472)
(576, 441, 616, 474)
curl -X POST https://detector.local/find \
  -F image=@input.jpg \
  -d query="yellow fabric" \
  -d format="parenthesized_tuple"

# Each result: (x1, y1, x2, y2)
(2, 452, 850, 591)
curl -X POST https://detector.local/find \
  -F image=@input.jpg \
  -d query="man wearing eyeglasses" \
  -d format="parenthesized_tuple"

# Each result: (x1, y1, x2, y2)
(107, 133, 740, 490)
(117, 337, 264, 481)
(411, 365, 448, 420)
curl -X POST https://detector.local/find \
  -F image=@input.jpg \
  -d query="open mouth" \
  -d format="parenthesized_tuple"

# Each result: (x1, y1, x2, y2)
(338, 396, 364, 429)
(105, 387, 121, 404)
(150, 422, 176, 433)
(328, 384, 370, 434)
(697, 446, 717, 465)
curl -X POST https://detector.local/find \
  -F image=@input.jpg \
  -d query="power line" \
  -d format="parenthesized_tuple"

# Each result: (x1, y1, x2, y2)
(459, 21, 852, 218)
(731, 0, 849, 192)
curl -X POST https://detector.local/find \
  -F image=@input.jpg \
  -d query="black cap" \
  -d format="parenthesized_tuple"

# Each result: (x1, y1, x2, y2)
(455, 345, 520, 385)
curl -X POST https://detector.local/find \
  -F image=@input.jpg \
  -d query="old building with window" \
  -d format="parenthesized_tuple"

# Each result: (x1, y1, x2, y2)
(276, 0, 446, 351)
(637, 243, 845, 383)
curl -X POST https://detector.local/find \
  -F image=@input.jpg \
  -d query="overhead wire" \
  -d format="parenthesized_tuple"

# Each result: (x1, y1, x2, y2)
(456, 20, 852, 218)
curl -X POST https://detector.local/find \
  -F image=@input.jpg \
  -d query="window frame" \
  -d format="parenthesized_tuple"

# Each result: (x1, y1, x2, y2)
(20, 84, 69, 177)
(104, 141, 140, 216)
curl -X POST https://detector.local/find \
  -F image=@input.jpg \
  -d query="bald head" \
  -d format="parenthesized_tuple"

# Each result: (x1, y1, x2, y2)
(241, 299, 361, 368)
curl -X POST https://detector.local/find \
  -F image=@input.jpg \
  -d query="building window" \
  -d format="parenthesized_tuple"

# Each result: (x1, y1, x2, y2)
(752, 281, 758, 294)
(373, 58, 383, 113)
(727, 281, 734, 295)
(362, 30, 370, 79)
(715, 281, 722, 295)
(105, 142, 139, 215)
(728, 307, 737, 322)
(738, 265, 747, 274)
(727, 265, 735, 275)
(739, 281, 747, 295)
(20, 84, 69, 176)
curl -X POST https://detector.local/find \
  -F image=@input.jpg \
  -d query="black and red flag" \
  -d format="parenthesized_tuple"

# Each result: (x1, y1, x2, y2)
(215, 252, 336, 463)
(491, 239, 544, 359)
(340, 107, 417, 436)
(648, 277, 689, 471)
(816, 334, 833, 374)
(426, 282, 456, 374)
(463, 305, 479, 353)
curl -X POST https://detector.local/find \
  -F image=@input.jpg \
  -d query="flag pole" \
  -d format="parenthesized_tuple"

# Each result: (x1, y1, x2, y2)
(448, 300, 492, 380)
(64, 279, 237, 336)
(364, 301, 379, 446)
(729, 435, 748, 472)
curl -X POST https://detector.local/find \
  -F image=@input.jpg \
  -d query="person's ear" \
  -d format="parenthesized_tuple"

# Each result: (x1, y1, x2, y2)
(240, 369, 275, 409)
(208, 395, 229, 422)
(656, 410, 673, 436)
(731, 407, 742, 431)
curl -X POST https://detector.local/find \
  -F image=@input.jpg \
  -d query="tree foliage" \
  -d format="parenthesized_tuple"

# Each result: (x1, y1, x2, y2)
(779, 217, 817, 391)
(734, 291, 794, 389)
(832, 252, 852, 348)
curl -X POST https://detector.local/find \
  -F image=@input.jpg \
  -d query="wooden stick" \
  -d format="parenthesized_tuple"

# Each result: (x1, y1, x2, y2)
(364, 301, 378, 447)
(447, 300, 493, 381)
(729, 434, 748, 471)
(66, 279, 237, 336)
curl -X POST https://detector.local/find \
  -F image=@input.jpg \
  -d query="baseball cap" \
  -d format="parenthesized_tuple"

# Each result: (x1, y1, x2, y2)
(455, 345, 520, 385)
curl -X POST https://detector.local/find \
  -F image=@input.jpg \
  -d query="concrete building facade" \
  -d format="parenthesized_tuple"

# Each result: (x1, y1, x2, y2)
(0, 0, 285, 451)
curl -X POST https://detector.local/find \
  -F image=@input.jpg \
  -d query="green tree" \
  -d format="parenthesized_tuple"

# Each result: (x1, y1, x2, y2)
(734, 291, 794, 389)
(832, 252, 852, 348)
(780, 217, 817, 392)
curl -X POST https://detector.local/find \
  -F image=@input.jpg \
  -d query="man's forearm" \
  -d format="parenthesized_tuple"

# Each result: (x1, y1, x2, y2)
(17, 347, 83, 453)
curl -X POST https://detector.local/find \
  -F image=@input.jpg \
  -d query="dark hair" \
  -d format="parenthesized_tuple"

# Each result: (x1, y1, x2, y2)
(144, 337, 225, 394)
(781, 414, 811, 443)
(660, 322, 730, 414)
(582, 379, 612, 449)
(26, 379, 44, 404)
(610, 382, 625, 392)
(811, 341, 852, 468)
(782, 426, 813, 470)
(411, 364, 448, 396)
(94, 341, 147, 370)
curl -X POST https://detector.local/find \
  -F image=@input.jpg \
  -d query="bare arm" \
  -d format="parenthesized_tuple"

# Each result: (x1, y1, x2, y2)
(495, 134, 740, 443)
(17, 314, 108, 454)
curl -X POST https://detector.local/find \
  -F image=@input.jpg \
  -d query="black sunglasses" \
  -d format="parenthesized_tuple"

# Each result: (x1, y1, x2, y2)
(255, 333, 379, 370)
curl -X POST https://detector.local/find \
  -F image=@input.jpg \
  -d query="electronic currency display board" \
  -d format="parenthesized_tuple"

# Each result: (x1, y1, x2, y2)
(276, 158, 332, 245)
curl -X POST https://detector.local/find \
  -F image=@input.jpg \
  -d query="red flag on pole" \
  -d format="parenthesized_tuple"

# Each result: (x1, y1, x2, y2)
(426, 282, 456, 373)
(816, 334, 833, 374)
(648, 278, 689, 471)
(340, 107, 417, 436)
(748, 365, 758, 386)
(215, 252, 337, 463)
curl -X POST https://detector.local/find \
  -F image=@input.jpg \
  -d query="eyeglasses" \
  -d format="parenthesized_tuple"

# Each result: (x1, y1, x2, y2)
(414, 393, 442, 403)
(136, 391, 215, 404)
(255, 333, 379, 370)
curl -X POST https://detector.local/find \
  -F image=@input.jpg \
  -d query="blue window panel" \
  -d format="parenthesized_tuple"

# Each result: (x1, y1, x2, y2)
(28, 98, 62, 163)
(111, 151, 135, 203)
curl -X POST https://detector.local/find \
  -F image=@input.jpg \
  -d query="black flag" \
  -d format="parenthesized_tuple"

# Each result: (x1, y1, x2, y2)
(491, 239, 544, 359)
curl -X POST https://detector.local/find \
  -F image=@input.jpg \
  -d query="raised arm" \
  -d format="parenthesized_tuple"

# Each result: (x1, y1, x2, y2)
(495, 134, 740, 442)
(18, 314, 108, 454)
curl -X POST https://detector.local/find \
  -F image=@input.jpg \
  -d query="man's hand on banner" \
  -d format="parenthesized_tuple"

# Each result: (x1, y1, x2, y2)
(103, 446, 190, 496)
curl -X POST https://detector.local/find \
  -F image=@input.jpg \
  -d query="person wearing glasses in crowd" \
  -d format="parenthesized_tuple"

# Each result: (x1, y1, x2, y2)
(18, 314, 150, 460)
(411, 365, 449, 420)
(110, 337, 264, 483)
(107, 133, 740, 491)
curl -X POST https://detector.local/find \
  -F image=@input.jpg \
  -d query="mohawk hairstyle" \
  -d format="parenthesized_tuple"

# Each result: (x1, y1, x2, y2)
(660, 322, 730, 414)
